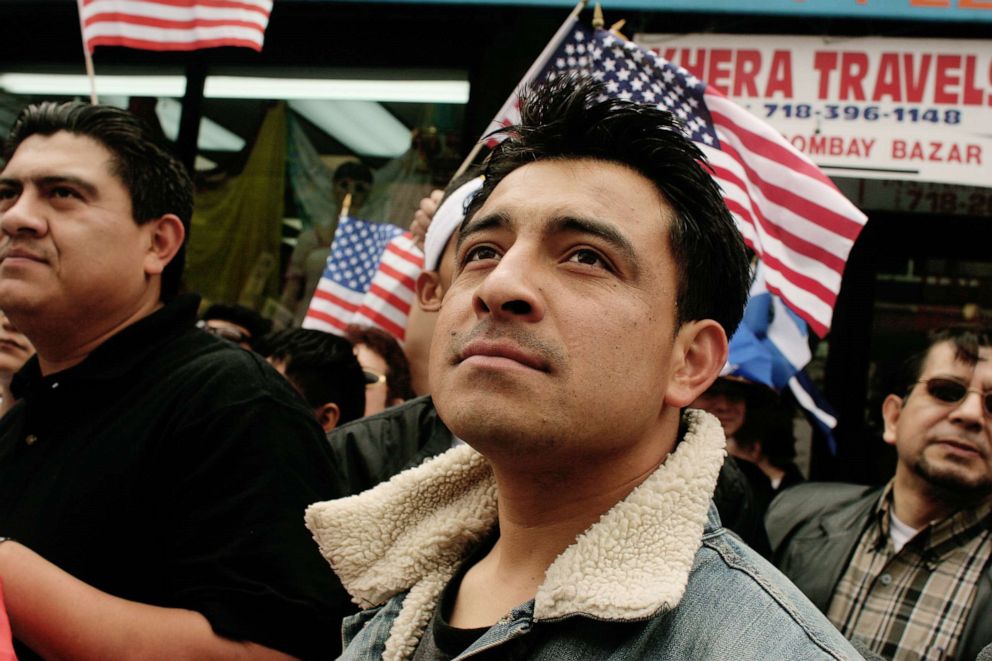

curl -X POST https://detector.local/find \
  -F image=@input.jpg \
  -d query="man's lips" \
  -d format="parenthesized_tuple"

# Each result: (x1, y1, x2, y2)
(0, 246, 48, 264)
(458, 339, 550, 372)
(932, 438, 984, 457)
(0, 338, 28, 353)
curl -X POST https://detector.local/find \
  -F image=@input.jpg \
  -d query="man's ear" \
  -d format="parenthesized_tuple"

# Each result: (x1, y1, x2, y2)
(142, 214, 185, 276)
(315, 402, 341, 433)
(417, 270, 444, 312)
(664, 320, 729, 408)
(881, 394, 903, 446)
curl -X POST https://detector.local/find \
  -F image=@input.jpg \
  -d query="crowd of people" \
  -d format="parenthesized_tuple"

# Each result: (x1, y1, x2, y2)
(0, 75, 989, 661)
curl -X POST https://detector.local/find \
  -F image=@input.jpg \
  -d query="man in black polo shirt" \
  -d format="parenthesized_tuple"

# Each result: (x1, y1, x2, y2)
(0, 102, 345, 659)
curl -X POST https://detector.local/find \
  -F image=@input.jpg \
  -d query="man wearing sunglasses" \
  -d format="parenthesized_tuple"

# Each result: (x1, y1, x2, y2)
(768, 328, 992, 660)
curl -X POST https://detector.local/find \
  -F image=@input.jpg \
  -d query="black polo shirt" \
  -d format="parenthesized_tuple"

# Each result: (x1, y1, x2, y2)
(0, 295, 347, 660)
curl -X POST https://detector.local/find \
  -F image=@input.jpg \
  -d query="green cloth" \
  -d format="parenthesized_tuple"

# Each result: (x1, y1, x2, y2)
(184, 103, 287, 307)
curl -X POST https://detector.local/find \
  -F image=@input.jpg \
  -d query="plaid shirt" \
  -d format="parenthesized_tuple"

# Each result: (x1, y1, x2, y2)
(826, 482, 992, 660)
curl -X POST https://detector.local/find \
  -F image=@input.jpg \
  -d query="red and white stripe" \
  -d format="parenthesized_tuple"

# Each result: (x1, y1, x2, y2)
(77, 0, 272, 52)
(303, 279, 363, 335)
(701, 89, 866, 337)
(352, 233, 423, 341)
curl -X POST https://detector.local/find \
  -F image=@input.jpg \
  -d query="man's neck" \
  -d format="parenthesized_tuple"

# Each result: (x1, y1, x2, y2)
(35, 299, 164, 376)
(448, 426, 677, 628)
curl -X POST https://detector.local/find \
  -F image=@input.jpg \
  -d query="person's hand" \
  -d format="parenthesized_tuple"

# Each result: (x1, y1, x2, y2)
(410, 189, 444, 251)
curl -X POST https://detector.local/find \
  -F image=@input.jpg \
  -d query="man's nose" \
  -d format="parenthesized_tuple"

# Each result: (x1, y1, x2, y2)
(472, 247, 545, 323)
(949, 390, 986, 431)
(0, 190, 48, 237)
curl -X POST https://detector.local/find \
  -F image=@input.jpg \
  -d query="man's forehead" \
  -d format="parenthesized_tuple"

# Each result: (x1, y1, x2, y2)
(475, 158, 669, 226)
(922, 340, 992, 373)
(2, 131, 113, 175)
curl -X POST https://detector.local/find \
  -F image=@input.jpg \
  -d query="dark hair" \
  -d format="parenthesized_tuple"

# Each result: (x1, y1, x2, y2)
(344, 324, 415, 403)
(470, 75, 750, 337)
(898, 327, 992, 395)
(267, 329, 365, 425)
(333, 160, 373, 184)
(734, 392, 797, 469)
(201, 304, 272, 349)
(2, 101, 193, 301)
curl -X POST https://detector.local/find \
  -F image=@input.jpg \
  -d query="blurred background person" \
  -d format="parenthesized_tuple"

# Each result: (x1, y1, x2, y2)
(281, 161, 373, 326)
(0, 309, 34, 416)
(344, 324, 415, 417)
(265, 328, 365, 432)
(692, 375, 804, 515)
(733, 394, 805, 493)
(198, 303, 272, 352)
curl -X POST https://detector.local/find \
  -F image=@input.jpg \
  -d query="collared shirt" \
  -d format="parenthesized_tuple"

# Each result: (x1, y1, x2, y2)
(826, 481, 992, 660)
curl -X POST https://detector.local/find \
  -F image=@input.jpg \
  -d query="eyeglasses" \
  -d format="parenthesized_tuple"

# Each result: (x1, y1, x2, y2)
(363, 369, 387, 388)
(197, 320, 248, 345)
(914, 377, 992, 417)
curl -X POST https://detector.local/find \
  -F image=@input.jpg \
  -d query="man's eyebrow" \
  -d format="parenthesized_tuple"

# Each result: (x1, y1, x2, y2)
(0, 175, 98, 196)
(549, 215, 639, 272)
(37, 175, 99, 196)
(455, 212, 511, 253)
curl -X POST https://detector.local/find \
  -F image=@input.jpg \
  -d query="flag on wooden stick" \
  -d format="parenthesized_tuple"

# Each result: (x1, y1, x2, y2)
(302, 217, 423, 342)
(77, 0, 273, 52)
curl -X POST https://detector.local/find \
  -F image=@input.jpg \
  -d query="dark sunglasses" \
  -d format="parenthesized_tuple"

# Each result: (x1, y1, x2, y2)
(363, 369, 387, 388)
(914, 377, 992, 417)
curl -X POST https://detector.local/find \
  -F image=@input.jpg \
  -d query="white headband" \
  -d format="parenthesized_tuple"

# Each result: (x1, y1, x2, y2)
(423, 176, 484, 271)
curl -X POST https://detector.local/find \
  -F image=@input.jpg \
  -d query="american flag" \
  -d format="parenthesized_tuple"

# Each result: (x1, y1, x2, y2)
(77, 0, 272, 53)
(485, 23, 868, 338)
(302, 217, 423, 342)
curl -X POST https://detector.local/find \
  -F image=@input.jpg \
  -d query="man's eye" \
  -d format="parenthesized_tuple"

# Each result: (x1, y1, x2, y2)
(0, 188, 17, 200)
(51, 187, 79, 199)
(464, 245, 500, 263)
(568, 248, 608, 269)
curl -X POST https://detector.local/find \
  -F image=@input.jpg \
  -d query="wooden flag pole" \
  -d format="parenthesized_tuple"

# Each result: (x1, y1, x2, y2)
(451, 0, 588, 181)
(340, 192, 353, 220)
(76, 0, 98, 104)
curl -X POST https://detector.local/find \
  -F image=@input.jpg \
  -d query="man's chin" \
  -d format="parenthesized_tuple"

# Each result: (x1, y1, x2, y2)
(914, 456, 992, 504)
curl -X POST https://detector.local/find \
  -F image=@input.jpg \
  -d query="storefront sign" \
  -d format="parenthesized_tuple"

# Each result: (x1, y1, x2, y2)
(315, 0, 992, 23)
(835, 179, 992, 215)
(636, 34, 992, 187)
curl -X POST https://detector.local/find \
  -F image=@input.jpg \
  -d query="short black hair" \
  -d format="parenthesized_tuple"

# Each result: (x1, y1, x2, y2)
(2, 101, 193, 301)
(470, 75, 751, 337)
(201, 304, 272, 349)
(267, 329, 365, 426)
(344, 324, 415, 403)
(898, 327, 992, 396)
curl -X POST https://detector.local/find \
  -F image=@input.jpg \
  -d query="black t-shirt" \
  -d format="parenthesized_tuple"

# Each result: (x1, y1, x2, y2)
(0, 295, 349, 660)
(413, 535, 498, 661)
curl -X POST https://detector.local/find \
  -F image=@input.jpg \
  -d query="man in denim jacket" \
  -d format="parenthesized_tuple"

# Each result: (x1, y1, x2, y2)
(307, 75, 862, 660)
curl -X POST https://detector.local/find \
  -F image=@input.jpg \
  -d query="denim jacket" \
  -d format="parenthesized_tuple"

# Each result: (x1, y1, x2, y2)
(307, 410, 862, 661)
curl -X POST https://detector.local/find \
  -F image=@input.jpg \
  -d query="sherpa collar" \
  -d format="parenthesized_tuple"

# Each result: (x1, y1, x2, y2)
(306, 409, 726, 657)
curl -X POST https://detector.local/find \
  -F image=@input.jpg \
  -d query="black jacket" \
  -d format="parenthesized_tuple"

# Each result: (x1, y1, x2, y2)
(327, 396, 772, 555)
(766, 482, 992, 661)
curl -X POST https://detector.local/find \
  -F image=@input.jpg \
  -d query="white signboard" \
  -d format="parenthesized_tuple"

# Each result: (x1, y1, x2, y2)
(636, 33, 992, 188)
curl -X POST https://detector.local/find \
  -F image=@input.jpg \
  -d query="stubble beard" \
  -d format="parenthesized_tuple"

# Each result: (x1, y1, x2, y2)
(913, 451, 992, 507)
